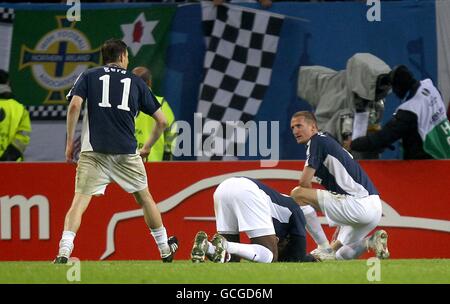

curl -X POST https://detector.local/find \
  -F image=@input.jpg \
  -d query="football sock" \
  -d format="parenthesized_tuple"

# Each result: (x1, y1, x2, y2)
(207, 241, 215, 256)
(335, 237, 368, 260)
(226, 242, 273, 263)
(150, 226, 170, 256)
(301, 205, 330, 249)
(58, 231, 76, 258)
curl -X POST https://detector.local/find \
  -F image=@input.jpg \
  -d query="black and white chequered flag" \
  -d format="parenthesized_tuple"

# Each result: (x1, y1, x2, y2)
(0, 7, 14, 23)
(26, 105, 68, 121)
(197, 2, 283, 159)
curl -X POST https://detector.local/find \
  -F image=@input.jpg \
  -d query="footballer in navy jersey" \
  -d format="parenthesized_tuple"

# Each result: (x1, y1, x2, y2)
(289, 111, 389, 261)
(55, 39, 177, 264)
(192, 177, 315, 263)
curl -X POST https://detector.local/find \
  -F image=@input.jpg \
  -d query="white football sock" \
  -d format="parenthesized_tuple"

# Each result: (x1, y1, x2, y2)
(301, 205, 330, 248)
(150, 226, 170, 255)
(335, 237, 368, 260)
(226, 242, 273, 263)
(207, 241, 215, 255)
(58, 231, 76, 258)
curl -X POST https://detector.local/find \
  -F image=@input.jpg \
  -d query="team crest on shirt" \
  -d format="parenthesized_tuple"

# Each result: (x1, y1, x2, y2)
(18, 16, 102, 104)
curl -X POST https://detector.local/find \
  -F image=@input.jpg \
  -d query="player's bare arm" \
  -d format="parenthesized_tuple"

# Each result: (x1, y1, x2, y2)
(139, 108, 168, 160)
(65, 95, 83, 163)
(299, 165, 315, 188)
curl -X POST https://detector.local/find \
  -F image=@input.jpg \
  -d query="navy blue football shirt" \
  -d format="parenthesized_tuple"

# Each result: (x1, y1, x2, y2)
(305, 132, 378, 197)
(67, 65, 161, 154)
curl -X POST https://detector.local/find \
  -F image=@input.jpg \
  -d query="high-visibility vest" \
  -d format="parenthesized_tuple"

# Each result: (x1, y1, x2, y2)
(396, 79, 450, 159)
(135, 94, 176, 161)
(0, 98, 31, 161)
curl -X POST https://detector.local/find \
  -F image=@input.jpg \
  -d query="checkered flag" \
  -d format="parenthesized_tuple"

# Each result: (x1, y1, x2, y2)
(0, 7, 14, 23)
(26, 105, 69, 121)
(197, 2, 284, 160)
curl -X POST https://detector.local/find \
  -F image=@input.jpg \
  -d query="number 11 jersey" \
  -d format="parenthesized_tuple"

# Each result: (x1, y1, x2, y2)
(67, 65, 161, 154)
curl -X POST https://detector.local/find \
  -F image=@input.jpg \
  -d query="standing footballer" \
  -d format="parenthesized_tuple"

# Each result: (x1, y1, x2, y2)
(54, 39, 177, 263)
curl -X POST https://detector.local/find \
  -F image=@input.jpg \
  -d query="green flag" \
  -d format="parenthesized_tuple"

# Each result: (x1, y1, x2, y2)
(9, 6, 176, 105)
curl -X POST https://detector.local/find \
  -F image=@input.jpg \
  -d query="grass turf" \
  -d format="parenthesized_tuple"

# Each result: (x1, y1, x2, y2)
(0, 259, 449, 284)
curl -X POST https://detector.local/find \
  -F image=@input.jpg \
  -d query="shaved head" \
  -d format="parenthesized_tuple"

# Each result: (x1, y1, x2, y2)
(132, 66, 152, 86)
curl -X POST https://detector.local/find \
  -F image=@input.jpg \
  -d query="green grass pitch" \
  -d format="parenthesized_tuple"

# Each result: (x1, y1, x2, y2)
(0, 260, 449, 284)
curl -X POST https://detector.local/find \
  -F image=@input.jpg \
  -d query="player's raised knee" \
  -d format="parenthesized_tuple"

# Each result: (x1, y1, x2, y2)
(290, 186, 306, 204)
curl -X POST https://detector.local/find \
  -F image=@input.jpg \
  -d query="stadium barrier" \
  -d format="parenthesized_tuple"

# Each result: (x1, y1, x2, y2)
(0, 160, 449, 260)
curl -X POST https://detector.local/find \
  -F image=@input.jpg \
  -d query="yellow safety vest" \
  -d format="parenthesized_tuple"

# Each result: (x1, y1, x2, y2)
(135, 94, 176, 161)
(0, 98, 31, 161)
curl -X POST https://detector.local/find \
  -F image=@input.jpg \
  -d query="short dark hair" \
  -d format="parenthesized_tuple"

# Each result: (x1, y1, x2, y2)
(292, 111, 318, 128)
(390, 65, 416, 88)
(101, 39, 128, 64)
(0, 69, 9, 85)
(389, 65, 417, 99)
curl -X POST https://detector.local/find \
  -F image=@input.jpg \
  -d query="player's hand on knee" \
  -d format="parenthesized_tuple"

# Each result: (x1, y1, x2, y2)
(290, 186, 310, 206)
(290, 186, 305, 204)
(290, 186, 301, 199)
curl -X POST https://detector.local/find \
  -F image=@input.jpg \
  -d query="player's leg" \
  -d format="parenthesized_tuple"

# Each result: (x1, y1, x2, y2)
(63, 193, 92, 232)
(306, 190, 357, 260)
(133, 187, 163, 229)
(191, 231, 241, 263)
(220, 234, 240, 262)
(112, 154, 176, 262)
(200, 178, 240, 262)
(301, 205, 331, 254)
(290, 186, 320, 210)
(133, 187, 176, 262)
(335, 196, 386, 259)
(363, 196, 389, 259)
(335, 229, 389, 260)
(55, 152, 108, 264)
(210, 233, 276, 263)
(250, 235, 278, 262)
(335, 224, 375, 260)
(333, 225, 365, 259)
(64, 193, 92, 233)
(55, 193, 92, 263)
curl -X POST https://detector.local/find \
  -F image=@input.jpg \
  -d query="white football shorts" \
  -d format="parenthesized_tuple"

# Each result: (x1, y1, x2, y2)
(317, 190, 382, 245)
(75, 151, 148, 195)
(214, 177, 276, 238)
